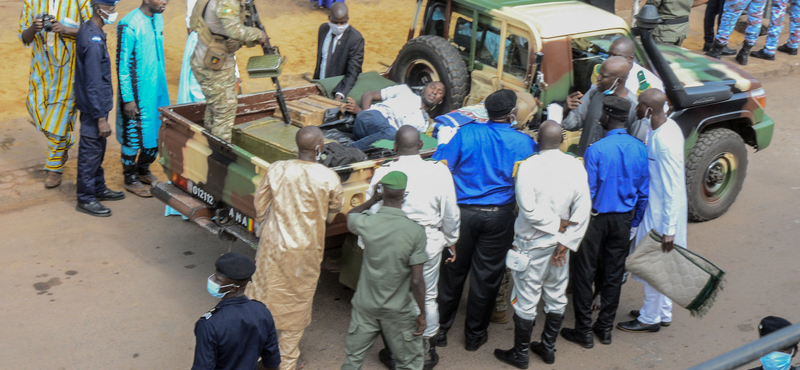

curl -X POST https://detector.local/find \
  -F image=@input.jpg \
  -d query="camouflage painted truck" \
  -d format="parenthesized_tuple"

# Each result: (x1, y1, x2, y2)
(154, 0, 775, 255)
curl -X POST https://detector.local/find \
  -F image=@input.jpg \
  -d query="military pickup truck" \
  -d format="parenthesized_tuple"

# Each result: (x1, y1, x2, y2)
(154, 0, 774, 252)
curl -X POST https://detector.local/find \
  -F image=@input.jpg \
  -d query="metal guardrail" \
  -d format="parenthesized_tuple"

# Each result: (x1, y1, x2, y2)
(686, 322, 800, 370)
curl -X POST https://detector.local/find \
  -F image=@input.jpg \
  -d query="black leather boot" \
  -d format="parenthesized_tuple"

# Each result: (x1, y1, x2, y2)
(423, 336, 439, 370)
(750, 48, 775, 61)
(736, 42, 754, 65)
(705, 41, 727, 59)
(493, 315, 534, 369)
(530, 313, 563, 364)
(778, 44, 798, 55)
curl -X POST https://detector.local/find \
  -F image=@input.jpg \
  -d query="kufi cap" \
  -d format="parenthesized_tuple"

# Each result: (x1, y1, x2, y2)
(759, 316, 792, 337)
(485, 89, 518, 119)
(215, 252, 256, 280)
(602, 95, 631, 120)
(380, 171, 408, 190)
(93, 0, 119, 5)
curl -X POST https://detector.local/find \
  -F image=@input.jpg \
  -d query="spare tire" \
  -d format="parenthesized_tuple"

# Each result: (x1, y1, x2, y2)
(392, 35, 469, 117)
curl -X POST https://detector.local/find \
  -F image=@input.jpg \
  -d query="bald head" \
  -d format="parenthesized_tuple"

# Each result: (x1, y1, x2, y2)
(329, 2, 348, 24)
(639, 88, 667, 113)
(596, 56, 631, 92)
(296, 126, 324, 152)
(538, 120, 564, 150)
(394, 125, 422, 155)
(609, 37, 635, 64)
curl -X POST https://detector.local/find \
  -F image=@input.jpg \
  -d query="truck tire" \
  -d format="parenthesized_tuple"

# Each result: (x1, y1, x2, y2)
(686, 128, 748, 222)
(392, 35, 469, 116)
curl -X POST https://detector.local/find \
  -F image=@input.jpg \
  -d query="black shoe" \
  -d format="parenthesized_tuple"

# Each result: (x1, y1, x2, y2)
(560, 328, 594, 349)
(95, 188, 125, 201)
(592, 326, 612, 345)
(530, 312, 563, 364)
(465, 333, 488, 352)
(378, 347, 396, 370)
(434, 328, 448, 347)
(736, 42, 755, 65)
(493, 315, 533, 369)
(722, 46, 737, 55)
(750, 48, 775, 61)
(778, 44, 798, 55)
(703, 42, 712, 51)
(424, 336, 439, 370)
(629, 310, 671, 326)
(617, 319, 661, 333)
(705, 41, 727, 59)
(76, 201, 111, 217)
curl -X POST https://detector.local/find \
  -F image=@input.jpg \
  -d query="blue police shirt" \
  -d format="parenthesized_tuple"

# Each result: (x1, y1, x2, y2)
(583, 128, 649, 227)
(433, 121, 537, 206)
(74, 20, 113, 138)
(192, 296, 281, 370)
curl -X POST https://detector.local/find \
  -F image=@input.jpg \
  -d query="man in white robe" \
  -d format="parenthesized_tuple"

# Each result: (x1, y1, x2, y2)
(617, 89, 688, 333)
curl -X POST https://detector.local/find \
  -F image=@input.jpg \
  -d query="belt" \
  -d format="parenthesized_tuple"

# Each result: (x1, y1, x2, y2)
(591, 209, 634, 216)
(662, 16, 689, 25)
(460, 203, 515, 212)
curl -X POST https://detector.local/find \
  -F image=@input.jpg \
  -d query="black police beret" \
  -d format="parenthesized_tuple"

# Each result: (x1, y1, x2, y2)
(759, 316, 792, 337)
(602, 95, 631, 120)
(485, 89, 518, 119)
(215, 252, 256, 280)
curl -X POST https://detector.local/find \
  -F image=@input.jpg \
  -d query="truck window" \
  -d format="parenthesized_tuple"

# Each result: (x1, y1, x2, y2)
(504, 34, 529, 80)
(452, 17, 507, 68)
(423, 5, 446, 37)
(571, 33, 625, 94)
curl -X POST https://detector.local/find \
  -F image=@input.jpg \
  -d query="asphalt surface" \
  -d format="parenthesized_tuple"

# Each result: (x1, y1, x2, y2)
(1, 75, 798, 370)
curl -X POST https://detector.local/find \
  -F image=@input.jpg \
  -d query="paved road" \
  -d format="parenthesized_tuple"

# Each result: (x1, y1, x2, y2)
(2, 75, 799, 370)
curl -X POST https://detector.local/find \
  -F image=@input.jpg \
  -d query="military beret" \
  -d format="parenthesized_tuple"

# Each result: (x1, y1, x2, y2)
(485, 89, 518, 119)
(759, 316, 792, 337)
(93, 0, 119, 5)
(602, 95, 631, 120)
(215, 252, 256, 280)
(380, 171, 408, 190)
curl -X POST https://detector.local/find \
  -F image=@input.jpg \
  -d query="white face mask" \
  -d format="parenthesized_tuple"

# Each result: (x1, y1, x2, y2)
(315, 145, 323, 162)
(329, 22, 349, 36)
(100, 8, 118, 24)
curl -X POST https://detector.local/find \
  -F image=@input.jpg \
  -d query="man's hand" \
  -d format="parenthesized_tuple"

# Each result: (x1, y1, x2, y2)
(444, 245, 456, 264)
(334, 94, 344, 102)
(344, 97, 361, 114)
(123, 101, 139, 118)
(661, 234, 675, 253)
(259, 29, 268, 46)
(51, 21, 66, 33)
(559, 219, 578, 233)
(30, 17, 44, 32)
(414, 313, 427, 335)
(552, 243, 568, 267)
(98, 117, 112, 138)
(591, 292, 602, 311)
(565, 91, 583, 110)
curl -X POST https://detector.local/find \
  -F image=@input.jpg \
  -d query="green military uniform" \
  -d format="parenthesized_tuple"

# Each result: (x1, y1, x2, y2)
(342, 207, 429, 370)
(646, 0, 693, 46)
(190, 0, 262, 141)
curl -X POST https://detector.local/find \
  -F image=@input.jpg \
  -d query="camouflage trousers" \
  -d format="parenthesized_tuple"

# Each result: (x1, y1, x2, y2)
(191, 56, 237, 141)
(715, 0, 768, 45)
(495, 268, 511, 312)
(764, 0, 800, 53)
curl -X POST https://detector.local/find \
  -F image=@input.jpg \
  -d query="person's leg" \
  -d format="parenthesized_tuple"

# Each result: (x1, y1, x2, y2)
(568, 216, 602, 336)
(136, 147, 159, 185)
(716, 0, 750, 44)
(595, 213, 630, 332)
(76, 117, 103, 204)
(437, 207, 478, 339)
(349, 110, 397, 151)
(278, 329, 304, 370)
(491, 269, 511, 324)
(765, 0, 789, 53)
(43, 130, 72, 174)
(382, 315, 424, 370)
(705, 0, 723, 44)
(639, 282, 668, 324)
(421, 253, 442, 366)
(788, 0, 800, 48)
(532, 246, 569, 363)
(745, 0, 768, 44)
(94, 136, 108, 196)
(341, 309, 381, 370)
(193, 61, 237, 141)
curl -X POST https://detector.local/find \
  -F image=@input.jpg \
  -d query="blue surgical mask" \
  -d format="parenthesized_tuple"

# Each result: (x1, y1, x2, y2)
(99, 8, 118, 24)
(604, 78, 620, 96)
(207, 274, 238, 299)
(760, 349, 794, 370)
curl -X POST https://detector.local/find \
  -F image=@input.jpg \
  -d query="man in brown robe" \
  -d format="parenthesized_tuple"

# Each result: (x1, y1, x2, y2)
(246, 126, 344, 370)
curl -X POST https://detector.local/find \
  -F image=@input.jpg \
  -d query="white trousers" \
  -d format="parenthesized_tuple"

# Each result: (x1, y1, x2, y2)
(509, 244, 569, 321)
(422, 253, 442, 338)
(639, 281, 673, 324)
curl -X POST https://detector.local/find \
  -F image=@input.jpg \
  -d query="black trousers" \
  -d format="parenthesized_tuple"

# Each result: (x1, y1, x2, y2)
(571, 212, 631, 333)
(437, 205, 515, 341)
(704, 0, 725, 43)
(76, 115, 107, 204)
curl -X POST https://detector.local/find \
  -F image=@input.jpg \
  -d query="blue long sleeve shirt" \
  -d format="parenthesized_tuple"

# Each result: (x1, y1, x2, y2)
(433, 121, 537, 206)
(74, 21, 113, 124)
(583, 128, 649, 227)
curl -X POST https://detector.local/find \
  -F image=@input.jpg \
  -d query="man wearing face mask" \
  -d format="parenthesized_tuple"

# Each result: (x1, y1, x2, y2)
(246, 126, 344, 370)
(193, 252, 281, 370)
(313, 2, 364, 101)
(748, 316, 799, 370)
(559, 56, 638, 157)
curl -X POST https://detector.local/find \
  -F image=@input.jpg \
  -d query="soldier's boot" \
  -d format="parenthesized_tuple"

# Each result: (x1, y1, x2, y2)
(705, 41, 727, 59)
(750, 48, 776, 61)
(778, 44, 798, 55)
(423, 336, 439, 370)
(136, 148, 160, 185)
(123, 163, 152, 198)
(493, 314, 534, 369)
(736, 42, 755, 65)
(530, 313, 564, 365)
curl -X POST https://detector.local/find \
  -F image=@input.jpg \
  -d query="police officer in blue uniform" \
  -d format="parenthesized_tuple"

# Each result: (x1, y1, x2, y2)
(192, 253, 281, 370)
(74, 0, 124, 217)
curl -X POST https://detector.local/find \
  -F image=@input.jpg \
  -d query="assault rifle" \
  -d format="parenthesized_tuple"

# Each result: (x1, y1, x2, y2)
(243, 0, 291, 125)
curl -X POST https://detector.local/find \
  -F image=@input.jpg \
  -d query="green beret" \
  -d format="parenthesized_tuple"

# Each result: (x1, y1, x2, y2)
(380, 171, 408, 190)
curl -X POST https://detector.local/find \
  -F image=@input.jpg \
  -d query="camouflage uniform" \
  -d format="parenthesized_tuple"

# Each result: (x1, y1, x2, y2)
(646, 0, 693, 46)
(763, 0, 800, 53)
(190, 0, 262, 141)
(715, 0, 768, 45)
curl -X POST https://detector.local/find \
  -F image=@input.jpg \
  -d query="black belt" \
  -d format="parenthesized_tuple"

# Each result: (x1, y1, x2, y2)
(460, 203, 515, 212)
(662, 16, 689, 25)
(591, 209, 634, 216)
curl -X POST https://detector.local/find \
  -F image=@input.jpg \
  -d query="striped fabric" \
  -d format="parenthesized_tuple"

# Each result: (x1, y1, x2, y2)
(43, 130, 74, 172)
(19, 0, 91, 139)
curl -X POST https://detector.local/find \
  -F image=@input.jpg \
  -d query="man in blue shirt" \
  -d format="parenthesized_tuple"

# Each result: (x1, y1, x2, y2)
(73, 0, 124, 217)
(432, 89, 537, 351)
(561, 95, 649, 349)
(193, 253, 280, 370)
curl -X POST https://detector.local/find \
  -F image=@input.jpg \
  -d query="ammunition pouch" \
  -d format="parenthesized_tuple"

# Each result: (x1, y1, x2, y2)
(191, 0, 242, 69)
(203, 36, 229, 70)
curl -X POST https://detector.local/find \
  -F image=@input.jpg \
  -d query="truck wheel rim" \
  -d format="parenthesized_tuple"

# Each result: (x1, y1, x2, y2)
(403, 59, 440, 86)
(703, 152, 736, 203)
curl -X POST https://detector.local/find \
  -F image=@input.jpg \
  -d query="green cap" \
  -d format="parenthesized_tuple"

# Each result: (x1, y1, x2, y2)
(380, 171, 408, 190)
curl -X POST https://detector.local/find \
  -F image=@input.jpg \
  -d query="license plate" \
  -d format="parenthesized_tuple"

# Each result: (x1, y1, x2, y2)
(223, 206, 259, 235)
(187, 180, 216, 206)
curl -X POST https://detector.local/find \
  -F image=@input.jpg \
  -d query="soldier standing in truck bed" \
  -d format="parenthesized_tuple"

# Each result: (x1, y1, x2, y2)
(190, 0, 267, 141)
(645, 0, 694, 46)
